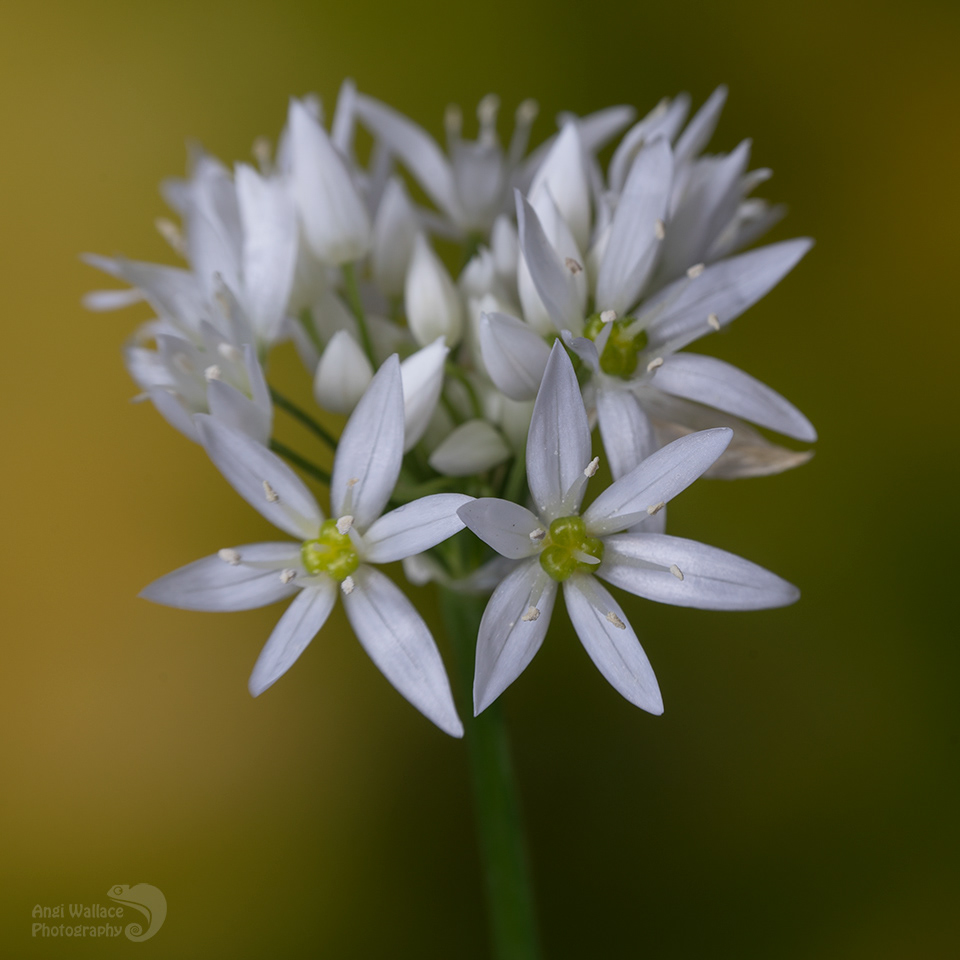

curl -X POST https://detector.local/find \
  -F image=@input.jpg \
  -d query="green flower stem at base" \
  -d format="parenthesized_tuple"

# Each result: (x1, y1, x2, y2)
(269, 387, 339, 450)
(342, 261, 377, 367)
(439, 586, 542, 960)
(268, 438, 331, 486)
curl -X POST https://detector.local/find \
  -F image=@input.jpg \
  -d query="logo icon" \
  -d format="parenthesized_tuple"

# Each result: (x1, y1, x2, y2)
(105, 884, 167, 942)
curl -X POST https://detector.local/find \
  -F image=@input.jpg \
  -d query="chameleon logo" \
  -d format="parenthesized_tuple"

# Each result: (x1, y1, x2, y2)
(106, 884, 167, 942)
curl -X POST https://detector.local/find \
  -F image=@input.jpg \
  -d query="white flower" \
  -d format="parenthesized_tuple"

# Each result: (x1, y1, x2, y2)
(141, 356, 471, 736)
(404, 233, 464, 348)
(457, 344, 799, 715)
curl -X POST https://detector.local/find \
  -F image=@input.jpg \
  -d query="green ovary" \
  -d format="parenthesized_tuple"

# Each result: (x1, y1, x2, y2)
(539, 515, 604, 582)
(583, 313, 648, 379)
(302, 519, 360, 582)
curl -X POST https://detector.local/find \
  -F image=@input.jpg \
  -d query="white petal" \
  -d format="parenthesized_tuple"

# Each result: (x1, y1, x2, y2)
(362, 493, 473, 563)
(653, 354, 817, 442)
(528, 123, 591, 250)
(331, 354, 404, 528)
(564, 575, 662, 714)
(526, 343, 591, 521)
(595, 387, 657, 480)
(428, 420, 512, 476)
(343, 566, 463, 737)
(313, 330, 375, 414)
(249, 581, 337, 695)
(400, 337, 449, 451)
(479, 312, 551, 401)
(644, 239, 813, 355)
(404, 233, 464, 348)
(595, 139, 673, 314)
(600, 533, 800, 609)
(458, 498, 543, 560)
(288, 98, 371, 264)
(583, 428, 732, 535)
(196, 415, 323, 539)
(474, 560, 557, 714)
(371, 177, 420, 297)
(207, 378, 271, 445)
(140, 543, 302, 611)
(608, 94, 690, 192)
(83, 287, 145, 311)
(148, 386, 199, 442)
(674, 86, 728, 167)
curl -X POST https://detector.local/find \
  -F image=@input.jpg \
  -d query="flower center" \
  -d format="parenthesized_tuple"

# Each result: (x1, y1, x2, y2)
(583, 313, 648, 379)
(301, 519, 360, 582)
(538, 515, 604, 582)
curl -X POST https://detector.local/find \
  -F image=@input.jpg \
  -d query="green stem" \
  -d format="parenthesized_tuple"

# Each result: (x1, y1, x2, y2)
(445, 361, 483, 420)
(270, 388, 338, 449)
(342, 262, 376, 367)
(298, 307, 323, 355)
(439, 587, 541, 960)
(502, 441, 528, 505)
(269, 439, 331, 486)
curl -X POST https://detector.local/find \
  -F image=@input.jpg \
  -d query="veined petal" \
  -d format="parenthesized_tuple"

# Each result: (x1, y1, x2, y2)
(207, 378, 271, 445)
(458, 499, 543, 560)
(400, 337, 449, 451)
(248, 581, 337, 695)
(564, 575, 662, 714)
(528, 122, 591, 251)
(343, 566, 463, 737)
(313, 330, 375, 414)
(331, 354, 404, 528)
(653, 354, 817, 442)
(674, 85, 728, 167)
(644, 239, 813, 355)
(608, 94, 690, 193)
(600, 533, 800, 609)
(527, 343, 591, 521)
(595, 387, 657, 481)
(196, 415, 322, 539)
(583, 428, 732, 536)
(474, 559, 557, 714)
(479, 312, 551, 401)
(428, 420, 512, 476)
(363, 493, 473, 563)
(140, 543, 302, 612)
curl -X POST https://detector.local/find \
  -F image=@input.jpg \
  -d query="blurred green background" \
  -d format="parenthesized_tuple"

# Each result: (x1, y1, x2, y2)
(2, 0, 959, 956)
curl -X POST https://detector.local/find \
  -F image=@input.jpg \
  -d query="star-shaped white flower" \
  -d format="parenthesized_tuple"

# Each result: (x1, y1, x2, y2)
(141, 355, 471, 736)
(458, 343, 799, 715)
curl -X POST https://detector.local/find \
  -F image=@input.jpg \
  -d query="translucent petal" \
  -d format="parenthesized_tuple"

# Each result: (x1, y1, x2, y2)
(479, 312, 551, 401)
(458, 498, 543, 560)
(362, 493, 472, 563)
(595, 387, 657, 481)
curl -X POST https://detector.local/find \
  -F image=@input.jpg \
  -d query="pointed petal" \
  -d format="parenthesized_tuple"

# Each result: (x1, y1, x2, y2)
(249, 581, 337, 695)
(528, 122, 591, 250)
(428, 419, 512, 476)
(207, 378, 271, 445)
(674, 85, 728, 166)
(583, 428, 731, 535)
(331, 354, 404, 528)
(595, 387, 657, 480)
(600, 533, 800, 609)
(343, 566, 463, 736)
(458, 498, 543, 560)
(653, 354, 817, 442)
(608, 94, 690, 192)
(526, 343, 591, 520)
(401, 337, 449, 451)
(313, 330, 375, 414)
(140, 543, 302, 611)
(564, 575, 662, 713)
(404, 233, 464, 348)
(372, 176, 421, 297)
(474, 560, 557, 713)
(479, 312, 551, 401)
(196, 415, 322, 539)
(362, 493, 472, 563)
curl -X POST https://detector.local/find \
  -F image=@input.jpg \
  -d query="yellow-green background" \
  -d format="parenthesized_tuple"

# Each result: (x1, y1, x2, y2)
(2, 0, 958, 956)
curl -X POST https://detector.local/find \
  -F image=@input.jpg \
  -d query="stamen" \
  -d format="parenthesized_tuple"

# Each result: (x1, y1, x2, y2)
(600, 310, 617, 324)
(218, 548, 241, 565)
(336, 515, 354, 535)
(707, 313, 721, 331)
(606, 611, 627, 630)
(263, 480, 279, 503)
(646, 357, 664, 372)
(279, 569, 297, 584)
(204, 364, 222, 381)
(529, 528, 546, 542)
(521, 606, 541, 622)
(346, 477, 359, 488)
(564, 257, 583, 275)
(669, 564, 684, 581)
(155, 217, 185, 255)
(686, 263, 705, 279)
(218, 342, 242, 362)
(646, 501, 666, 516)
(516, 99, 539, 125)
(573, 550, 601, 565)
(341, 576, 355, 596)
(654, 219, 666, 240)
(444, 104, 463, 141)
(584, 456, 600, 478)
(477, 94, 500, 140)
(252, 136, 272, 174)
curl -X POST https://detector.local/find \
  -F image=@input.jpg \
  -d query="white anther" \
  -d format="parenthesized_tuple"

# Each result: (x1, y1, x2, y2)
(600, 310, 617, 324)
(669, 564, 684, 581)
(529, 527, 546, 542)
(204, 364, 222, 382)
(340, 576, 355, 596)
(707, 313, 721, 331)
(606, 611, 626, 630)
(444, 104, 463, 135)
(218, 342, 242, 362)
(521, 606, 541, 622)
(218, 548, 241, 566)
(646, 357, 664, 373)
(279, 569, 297, 584)
(686, 263, 705, 279)
(478, 94, 500, 125)
(516, 99, 539, 124)
(646, 501, 665, 516)
(263, 480, 279, 503)
(564, 257, 583, 275)
(346, 477, 360, 488)
(654, 219, 666, 240)
(155, 217, 185, 254)
(336, 515, 354, 535)
(584, 456, 600, 478)
(252, 136, 272, 173)
(173, 353, 194, 375)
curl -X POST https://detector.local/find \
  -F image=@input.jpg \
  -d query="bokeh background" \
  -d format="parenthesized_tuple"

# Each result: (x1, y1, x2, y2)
(2, 0, 959, 956)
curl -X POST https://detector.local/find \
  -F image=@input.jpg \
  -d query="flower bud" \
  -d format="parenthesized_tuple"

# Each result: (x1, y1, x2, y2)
(404, 233, 463, 348)
(428, 419, 511, 476)
(313, 330, 374, 413)
(371, 177, 419, 297)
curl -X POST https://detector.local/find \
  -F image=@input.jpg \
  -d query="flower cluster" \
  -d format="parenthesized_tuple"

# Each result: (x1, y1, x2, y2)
(88, 82, 814, 735)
